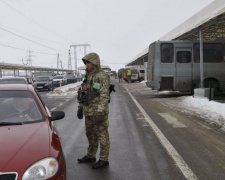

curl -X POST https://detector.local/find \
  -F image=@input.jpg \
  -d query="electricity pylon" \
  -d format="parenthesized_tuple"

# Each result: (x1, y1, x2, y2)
(22, 48, 34, 66)
(70, 43, 91, 74)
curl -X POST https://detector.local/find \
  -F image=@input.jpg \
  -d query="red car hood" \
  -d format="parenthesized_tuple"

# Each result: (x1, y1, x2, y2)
(0, 122, 50, 172)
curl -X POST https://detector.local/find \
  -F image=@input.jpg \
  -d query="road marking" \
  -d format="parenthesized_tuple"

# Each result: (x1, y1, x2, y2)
(197, 123, 211, 130)
(46, 96, 74, 99)
(126, 88, 198, 180)
(158, 113, 187, 128)
(50, 107, 57, 111)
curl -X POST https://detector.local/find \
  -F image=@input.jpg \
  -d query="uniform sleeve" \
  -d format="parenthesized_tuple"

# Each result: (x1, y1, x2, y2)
(77, 86, 83, 109)
(97, 74, 110, 112)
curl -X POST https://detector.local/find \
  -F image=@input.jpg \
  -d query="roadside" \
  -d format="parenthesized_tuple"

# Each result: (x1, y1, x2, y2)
(119, 79, 225, 133)
(47, 78, 225, 132)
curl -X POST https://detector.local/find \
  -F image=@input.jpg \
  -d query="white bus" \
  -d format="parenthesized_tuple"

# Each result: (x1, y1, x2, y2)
(146, 41, 225, 93)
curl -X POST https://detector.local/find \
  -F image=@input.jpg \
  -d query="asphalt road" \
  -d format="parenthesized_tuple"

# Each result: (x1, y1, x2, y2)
(39, 79, 225, 180)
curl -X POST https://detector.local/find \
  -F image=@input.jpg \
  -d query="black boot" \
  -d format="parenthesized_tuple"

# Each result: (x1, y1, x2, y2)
(92, 160, 109, 169)
(77, 155, 96, 163)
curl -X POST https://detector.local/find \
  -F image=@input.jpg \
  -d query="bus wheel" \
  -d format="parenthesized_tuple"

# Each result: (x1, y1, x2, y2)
(204, 79, 220, 95)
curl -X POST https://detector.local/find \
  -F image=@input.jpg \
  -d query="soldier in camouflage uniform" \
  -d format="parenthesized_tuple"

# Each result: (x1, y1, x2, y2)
(77, 52, 110, 169)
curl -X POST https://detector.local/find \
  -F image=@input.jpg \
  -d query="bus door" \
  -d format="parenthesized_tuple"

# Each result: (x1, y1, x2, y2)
(175, 48, 192, 92)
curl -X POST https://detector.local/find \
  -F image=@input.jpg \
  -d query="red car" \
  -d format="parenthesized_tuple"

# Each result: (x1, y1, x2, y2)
(0, 77, 37, 89)
(0, 84, 66, 180)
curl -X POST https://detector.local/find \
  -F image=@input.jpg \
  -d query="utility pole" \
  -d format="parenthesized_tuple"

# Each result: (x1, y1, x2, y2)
(68, 49, 72, 70)
(27, 48, 33, 66)
(84, 45, 88, 55)
(70, 43, 91, 74)
(57, 53, 65, 70)
(60, 60, 64, 69)
(57, 53, 60, 69)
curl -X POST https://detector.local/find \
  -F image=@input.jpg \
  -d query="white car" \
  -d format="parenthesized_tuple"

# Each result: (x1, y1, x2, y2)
(53, 75, 67, 87)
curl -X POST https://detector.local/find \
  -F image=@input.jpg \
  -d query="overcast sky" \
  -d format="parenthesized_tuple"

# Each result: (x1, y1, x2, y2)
(0, 0, 214, 71)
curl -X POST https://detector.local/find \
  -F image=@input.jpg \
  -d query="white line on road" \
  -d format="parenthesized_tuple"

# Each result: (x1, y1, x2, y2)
(50, 107, 57, 111)
(126, 88, 198, 180)
(158, 113, 187, 128)
(197, 123, 211, 130)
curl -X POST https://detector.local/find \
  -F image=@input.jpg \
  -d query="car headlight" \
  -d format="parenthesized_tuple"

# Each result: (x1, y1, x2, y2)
(22, 157, 58, 180)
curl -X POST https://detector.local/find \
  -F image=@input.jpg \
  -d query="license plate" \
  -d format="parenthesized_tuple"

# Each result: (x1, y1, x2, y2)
(37, 86, 43, 88)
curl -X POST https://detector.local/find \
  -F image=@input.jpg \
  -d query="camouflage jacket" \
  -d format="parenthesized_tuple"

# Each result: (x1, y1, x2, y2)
(78, 53, 110, 116)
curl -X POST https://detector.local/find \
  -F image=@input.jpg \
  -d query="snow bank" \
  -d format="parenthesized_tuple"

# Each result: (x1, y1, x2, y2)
(154, 95, 225, 132)
(47, 82, 82, 96)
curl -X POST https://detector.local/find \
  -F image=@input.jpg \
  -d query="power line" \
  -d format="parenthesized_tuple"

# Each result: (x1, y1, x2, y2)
(0, 0, 72, 44)
(0, 27, 67, 53)
(0, 43, 60, 56)
(1, 24, 69, 46)
(0, 43, 27, 52)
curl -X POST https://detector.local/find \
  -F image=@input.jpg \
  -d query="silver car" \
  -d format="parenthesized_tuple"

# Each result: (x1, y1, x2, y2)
(53, 75, 67, 87)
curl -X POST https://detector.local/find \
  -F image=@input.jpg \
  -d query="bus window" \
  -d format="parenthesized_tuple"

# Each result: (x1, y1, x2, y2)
(194, 43, 223, 63)
(161, 43, 173, 63)
(131, 69, 138, 74)
(177, 51, 191, 63)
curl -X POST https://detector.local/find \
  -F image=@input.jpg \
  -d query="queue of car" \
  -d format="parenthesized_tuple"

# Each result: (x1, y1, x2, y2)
(0, 77, 67, 179)
(32, 74, 71, 91)
(0, 74, 78, 92)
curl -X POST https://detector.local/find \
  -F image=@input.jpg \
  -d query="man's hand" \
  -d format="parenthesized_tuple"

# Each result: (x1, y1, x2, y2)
(77, 107, 83, 119)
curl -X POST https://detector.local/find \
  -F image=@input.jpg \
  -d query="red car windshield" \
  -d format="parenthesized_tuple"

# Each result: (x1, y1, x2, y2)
(0, 91, 44, 124)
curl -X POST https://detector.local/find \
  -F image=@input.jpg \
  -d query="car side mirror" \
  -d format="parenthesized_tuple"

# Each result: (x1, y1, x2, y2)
(50, 110, 65, 121)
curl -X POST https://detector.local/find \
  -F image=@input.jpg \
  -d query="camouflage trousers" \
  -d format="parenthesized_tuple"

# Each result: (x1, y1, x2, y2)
(85, 115, 110, 161)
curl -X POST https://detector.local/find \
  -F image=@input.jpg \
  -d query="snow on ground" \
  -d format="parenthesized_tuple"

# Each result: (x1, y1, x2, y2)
(153, 94, 225, 132)
(49, 80, 225, 132)
(47, 81, 82, 96)
(140, 80, 225, 132)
